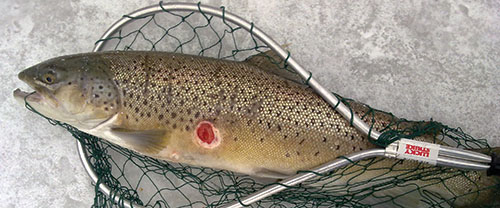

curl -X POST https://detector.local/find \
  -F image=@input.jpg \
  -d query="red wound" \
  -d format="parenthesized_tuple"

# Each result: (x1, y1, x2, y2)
(196, 122, 215, 144)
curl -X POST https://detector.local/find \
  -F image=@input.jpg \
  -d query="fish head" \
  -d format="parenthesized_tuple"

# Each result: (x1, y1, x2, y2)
(14, 54, 121, 130)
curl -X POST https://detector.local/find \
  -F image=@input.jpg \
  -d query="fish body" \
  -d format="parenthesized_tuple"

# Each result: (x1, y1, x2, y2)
(16, 51, 378, 177)
(14, 51, 499, 206)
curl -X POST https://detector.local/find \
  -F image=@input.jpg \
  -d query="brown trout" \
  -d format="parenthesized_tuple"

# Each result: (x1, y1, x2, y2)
(13, 51, 499, 207)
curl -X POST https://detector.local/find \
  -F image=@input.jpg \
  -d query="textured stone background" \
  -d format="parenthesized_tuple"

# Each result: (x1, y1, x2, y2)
(1, 0, 499, 207)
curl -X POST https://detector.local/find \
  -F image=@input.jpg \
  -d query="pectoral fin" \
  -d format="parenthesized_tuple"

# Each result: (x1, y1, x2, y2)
(110, 128, 167, 154)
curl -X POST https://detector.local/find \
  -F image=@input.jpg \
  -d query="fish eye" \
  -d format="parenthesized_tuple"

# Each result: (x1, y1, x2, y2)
(42, 73, 56, 84)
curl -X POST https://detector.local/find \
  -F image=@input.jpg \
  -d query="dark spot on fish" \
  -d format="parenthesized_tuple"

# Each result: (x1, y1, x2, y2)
(135, 107, 139, 113)
(352, 146, 356, 151)
(322, 137, 327, 143)
(172, 124, 177, 129)
(143, 100, 148, 105)
(125, 115, 129, 119)
(285, 153, 290, 157)
(185, 125, 190, 131)
(260, 138, 264, 143)
(299, 139, 305, 144)
(336, 145, 340, 150)
(234, 137, 238, 142)
(140, 113, 144, 117)
(277, 125, 281, 131)
(68, 82, 72, 85)
(351, 135, 355, 140)
(108, 93, 112, 97)
(135, 118, 138, 122)
(147, 112, 151, 118)
(171, 112, 177, 118)
(194, 112, 200, 118)
(103, 101, 107, 104)
(104, 107, 108, 111)
(314, 151, 320, 157)
(99, 85, 103, 89)
(158, 114, 164, 120)
(94, 94, 99, 98)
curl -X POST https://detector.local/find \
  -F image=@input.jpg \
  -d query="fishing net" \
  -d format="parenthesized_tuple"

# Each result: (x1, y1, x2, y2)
(24, 2, 499, 208)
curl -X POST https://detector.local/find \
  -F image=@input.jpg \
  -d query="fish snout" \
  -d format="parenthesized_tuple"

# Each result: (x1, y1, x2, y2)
(18, 70, 27, 81)
(18, 66, 39, 83)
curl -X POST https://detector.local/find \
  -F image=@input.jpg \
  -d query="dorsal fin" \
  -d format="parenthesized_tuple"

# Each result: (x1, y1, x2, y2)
(244, 45, 306, 85)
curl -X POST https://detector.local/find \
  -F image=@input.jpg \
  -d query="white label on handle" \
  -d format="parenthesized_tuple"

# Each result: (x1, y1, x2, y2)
(396, 139, 440, 165)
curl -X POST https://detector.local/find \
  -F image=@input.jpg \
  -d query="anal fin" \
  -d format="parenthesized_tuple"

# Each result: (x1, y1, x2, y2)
(254, 168, 293, 179)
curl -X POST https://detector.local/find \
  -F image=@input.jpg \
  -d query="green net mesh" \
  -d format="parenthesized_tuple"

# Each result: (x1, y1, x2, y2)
(24, 2, 499, 207)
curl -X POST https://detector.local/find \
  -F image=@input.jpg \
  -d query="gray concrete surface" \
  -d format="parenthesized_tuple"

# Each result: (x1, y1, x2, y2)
(1, 0, 499, 207)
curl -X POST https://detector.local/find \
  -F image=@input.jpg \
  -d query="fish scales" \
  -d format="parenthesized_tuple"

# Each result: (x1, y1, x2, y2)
(103, 51, 377, 176)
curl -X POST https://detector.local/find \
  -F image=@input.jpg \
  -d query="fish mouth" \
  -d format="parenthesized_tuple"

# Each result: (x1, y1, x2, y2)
(15, 70, 46, 104)
(13, 88, 43, 104)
